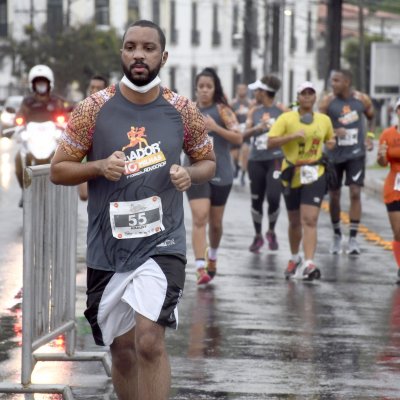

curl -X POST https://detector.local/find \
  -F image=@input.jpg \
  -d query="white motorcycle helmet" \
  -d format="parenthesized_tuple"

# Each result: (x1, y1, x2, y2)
(28, 65, 54, 93)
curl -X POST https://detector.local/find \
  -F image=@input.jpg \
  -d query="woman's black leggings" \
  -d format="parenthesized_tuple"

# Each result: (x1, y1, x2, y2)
(247, 158, 283, 235)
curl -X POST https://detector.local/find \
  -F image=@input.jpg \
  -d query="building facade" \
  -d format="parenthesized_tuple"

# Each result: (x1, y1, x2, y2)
(0, 0, 399, 105)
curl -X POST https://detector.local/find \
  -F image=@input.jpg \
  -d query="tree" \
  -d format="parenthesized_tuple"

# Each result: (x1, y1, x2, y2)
(7, 24, 121, 96)
(345, 0, 400, 14)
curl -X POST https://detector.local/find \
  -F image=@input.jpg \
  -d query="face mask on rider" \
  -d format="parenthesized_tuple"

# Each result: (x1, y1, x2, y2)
(35, 82, 49, 94)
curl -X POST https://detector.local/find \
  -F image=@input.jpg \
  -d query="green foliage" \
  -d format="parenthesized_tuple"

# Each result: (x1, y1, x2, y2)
(343, 35, 387, 90)
(10, 24, 122, 96)
(345, 0, 400, 14)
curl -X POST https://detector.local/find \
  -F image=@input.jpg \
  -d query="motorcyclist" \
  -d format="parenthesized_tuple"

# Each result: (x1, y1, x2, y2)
(15, 64, 67, 206)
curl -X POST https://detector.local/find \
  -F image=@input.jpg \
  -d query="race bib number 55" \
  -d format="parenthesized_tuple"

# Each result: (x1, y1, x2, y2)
(110, 196, 165, 239)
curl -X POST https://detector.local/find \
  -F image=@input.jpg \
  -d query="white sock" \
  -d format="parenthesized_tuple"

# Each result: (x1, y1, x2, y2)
(291, 253, 300, 262)
(195, 259, 205, 269)
(208, 247, 218, 260)
(304, 259, 314, 267)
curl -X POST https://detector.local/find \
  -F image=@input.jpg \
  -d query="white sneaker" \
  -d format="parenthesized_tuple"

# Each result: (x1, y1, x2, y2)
(346, 237, 361, 255)
(329, 234, 343, 254)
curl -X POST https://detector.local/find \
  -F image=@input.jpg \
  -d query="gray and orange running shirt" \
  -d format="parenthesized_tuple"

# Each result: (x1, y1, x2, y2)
(248, 105, 283, 162)
(231, 98, 251, 124)
(325, 93, 370, 163)
(59, 84, 212, 272)
(198, 102, 239, 186)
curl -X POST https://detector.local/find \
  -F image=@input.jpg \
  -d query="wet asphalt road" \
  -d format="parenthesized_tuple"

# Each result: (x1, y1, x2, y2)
(0, 138, 400, 399)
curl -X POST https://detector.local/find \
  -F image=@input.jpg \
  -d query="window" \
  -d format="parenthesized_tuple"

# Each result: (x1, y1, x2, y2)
(127, 0, 139, 24)
(170, 0, 178, 44)
(95, 0, 109, 26)
(251, 3, 259, 48)
(211, 3, 221, 46)
(191, 66, 197, 100)
(231, 4, 240, 47)
(47, 0, 63, 35)
(0, 0, 7, 37)
(191, 2, 200, 46)
(232, 67, 241, 96)
(289, 11, 296, 54)
(169, 67, 176, 92)
(288, 69, 294, 102)
(271, 4, 280, 72)
(152, 0, 160, 25)
(306, 10, 314, 52)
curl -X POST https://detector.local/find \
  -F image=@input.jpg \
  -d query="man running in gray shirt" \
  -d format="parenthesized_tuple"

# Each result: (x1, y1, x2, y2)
(320, 69, 375, 255)
(51, 20, 216, 400)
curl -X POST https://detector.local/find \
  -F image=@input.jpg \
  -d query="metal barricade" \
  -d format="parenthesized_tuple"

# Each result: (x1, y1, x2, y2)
(0, 165, 111, 399)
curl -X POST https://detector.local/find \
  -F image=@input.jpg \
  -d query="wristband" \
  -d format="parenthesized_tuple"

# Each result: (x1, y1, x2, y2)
(367, 131, 375, 139)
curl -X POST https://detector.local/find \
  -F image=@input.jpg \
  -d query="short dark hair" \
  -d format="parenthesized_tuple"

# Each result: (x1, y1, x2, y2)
(90, 75, 108, 87)
(123, 20, 166, 52)
(333, 69, 353, 83)
(261, 75, 281, 98)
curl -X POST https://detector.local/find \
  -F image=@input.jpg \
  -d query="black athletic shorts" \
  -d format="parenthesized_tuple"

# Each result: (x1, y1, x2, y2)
(284, 174, 327, 211)
(386, 201, 400, 212)
(329, 156, 365, 190)
(186, 182, 232, 206)
(84, 254, 186, 346)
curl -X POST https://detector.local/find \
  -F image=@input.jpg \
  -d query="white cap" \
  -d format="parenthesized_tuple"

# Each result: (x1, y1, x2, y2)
(248, 80, 276, 92)
(297, 81, 316, 94)
(395, 98, 400, 110)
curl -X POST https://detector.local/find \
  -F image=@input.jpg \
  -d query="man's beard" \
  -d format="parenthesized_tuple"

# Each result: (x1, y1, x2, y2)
(122, 59, 162, 87)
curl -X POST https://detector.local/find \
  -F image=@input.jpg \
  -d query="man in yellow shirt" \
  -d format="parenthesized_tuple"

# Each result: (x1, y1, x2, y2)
(268, 81, 335, 280)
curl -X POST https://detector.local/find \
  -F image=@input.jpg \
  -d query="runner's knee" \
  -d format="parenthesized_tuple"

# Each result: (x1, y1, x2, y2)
(136, 330, 165, 362)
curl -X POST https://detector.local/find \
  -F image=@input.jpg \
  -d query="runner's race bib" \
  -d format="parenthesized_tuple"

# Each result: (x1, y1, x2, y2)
(300, 165, 319, 185)
(255, 133, 268, 150)
(110, 196, 165, 239)
(338, 128, 358, 146)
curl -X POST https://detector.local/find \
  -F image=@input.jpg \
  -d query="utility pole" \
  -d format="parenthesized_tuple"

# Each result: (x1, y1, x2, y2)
(242, 0, 253, 84)
(358, 0, 366, 92)
(325, 0, 343, 87)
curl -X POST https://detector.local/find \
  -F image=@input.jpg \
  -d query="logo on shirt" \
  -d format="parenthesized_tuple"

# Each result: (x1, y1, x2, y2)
(122, 126, 148, 151)
(122, 126, 166, 178)
(338, 105, 359, 125)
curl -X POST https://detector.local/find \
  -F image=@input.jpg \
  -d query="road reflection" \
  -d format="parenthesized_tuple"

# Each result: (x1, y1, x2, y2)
(0, 137, 12, 190)
(0, 311, 20, 363)
(187, 285, 221, 358)
(377, 287, 400, 370)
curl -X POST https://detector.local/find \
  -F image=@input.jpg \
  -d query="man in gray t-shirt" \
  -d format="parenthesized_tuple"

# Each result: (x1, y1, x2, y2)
(320, 69, 375, 256)
(50, 20, 215, 400)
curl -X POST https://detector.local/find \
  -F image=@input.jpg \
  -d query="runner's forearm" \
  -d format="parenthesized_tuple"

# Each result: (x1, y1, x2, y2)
(186, 156, 216, 185)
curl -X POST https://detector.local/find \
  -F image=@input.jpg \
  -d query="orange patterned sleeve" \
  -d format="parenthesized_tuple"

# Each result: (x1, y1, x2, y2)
(58, 85, 116, 160)
(163, 88, 213, 161)
(217, 103, 240, 131)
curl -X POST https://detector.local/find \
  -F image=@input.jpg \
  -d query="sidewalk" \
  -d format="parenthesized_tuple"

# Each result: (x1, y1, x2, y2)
(363, 140, 387, 199)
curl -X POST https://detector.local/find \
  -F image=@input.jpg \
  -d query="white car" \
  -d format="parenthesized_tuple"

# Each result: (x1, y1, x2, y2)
(0, 95, 23, 135)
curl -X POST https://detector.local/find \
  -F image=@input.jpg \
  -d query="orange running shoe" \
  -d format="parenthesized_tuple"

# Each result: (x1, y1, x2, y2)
(197, 267, 211, 285)
(284, 258, 302, 280)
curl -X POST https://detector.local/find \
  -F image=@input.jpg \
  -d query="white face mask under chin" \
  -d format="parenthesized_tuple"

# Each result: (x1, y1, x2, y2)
(35, 83, 48, 94)
(121, 75, 161, 93)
